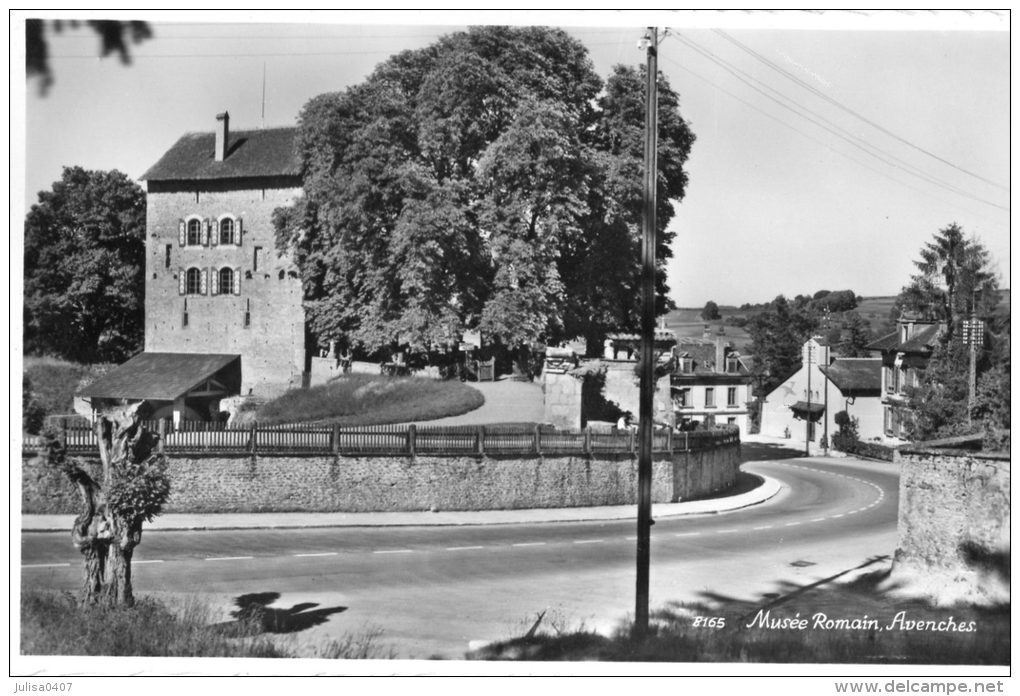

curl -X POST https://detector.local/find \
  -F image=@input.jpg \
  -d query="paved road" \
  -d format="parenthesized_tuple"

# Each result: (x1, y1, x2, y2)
(20, 454, 898, 660)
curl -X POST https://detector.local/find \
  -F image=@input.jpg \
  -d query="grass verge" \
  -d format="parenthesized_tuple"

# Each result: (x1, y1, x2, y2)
(469, 570, 1010, 664)
(254, 373, 485, 425)
(21, 591, 394, 659)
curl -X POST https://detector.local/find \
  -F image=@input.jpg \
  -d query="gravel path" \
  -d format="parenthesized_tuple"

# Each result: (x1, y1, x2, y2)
(407, 377, 545, 426)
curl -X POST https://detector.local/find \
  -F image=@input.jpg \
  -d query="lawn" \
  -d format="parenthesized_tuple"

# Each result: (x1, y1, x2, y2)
(253, 373, 486, 426)
(20, 591, 392, 659)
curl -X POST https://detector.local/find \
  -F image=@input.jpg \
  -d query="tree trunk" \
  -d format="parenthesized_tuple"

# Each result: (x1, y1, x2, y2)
(54, 403, 163, 607)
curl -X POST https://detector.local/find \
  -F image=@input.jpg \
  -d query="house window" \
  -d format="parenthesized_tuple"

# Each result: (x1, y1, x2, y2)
(896, 367, 907, 394)
(679, 356, 693, 373)
(185, 267, 202, 294)
(884, 366, 894, 393)
(726, 356, 740, 373)
(182, 299, 189, 328)
(253, 246, 263, 272)
(186, 219, 202, 246)
(674, 387, 692, 409)
(219, 218, 235, 245)
(705, 387, 716, 408)
(219, 267, 234, 295)
(164, 244, 172, 269)
(727, 387, 737, 407)
(244, 299, 251, 328)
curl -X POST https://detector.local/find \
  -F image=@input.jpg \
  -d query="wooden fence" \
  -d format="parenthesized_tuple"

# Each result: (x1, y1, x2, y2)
(27, 420, 740, 458)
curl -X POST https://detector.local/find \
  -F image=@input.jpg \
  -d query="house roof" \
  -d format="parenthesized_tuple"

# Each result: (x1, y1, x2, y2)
(867, 323, 943, 354)
(142, 127, 300, 182)
(819, 358, 882, 394)
(673, 339, 750, 376)
(866, 331, 900, 352)
(898, 323, 942, 352)
(78, 353, 241, 401)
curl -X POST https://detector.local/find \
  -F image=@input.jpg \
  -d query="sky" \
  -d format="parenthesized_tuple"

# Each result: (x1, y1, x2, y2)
(14, 10, 1012, 309)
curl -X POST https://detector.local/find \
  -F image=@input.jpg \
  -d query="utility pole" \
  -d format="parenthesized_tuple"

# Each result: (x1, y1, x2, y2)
(805, 341, 813, 457)
(635, 25, 658, 641)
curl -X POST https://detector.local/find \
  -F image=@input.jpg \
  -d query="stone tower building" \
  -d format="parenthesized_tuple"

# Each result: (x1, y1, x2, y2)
(139, 112, 306, 398)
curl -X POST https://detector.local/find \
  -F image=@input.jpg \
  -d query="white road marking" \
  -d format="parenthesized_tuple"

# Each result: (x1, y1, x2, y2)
(134, 559, 165, 564)
(446, 546, 485, 551)
(205, 556, 254, 561)
(785, 521, 801, 527)
(512, 542, 546, 547)
(294, 552, 338, 557)
(716, 529, 738, 534)
(752, 525, 773, 530)
(573, 539, 604, 544)
(373, 549, 414, 554)
(674, 532, 701, 537)
(811, 518, 826, 523)
(23, 563, 70, 568)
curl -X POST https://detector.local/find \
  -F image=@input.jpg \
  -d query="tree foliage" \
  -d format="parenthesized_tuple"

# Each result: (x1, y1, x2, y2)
(893, 223, 1000, 341)
(746, 295, 818, 396)
(26, 19, 152, 94)
(24, 166, 146, 363)
(700, 301, 721, 321)
(834, 311, 873, 358)
(895, 224, 1006, 442)
(275, 27, 695, 359)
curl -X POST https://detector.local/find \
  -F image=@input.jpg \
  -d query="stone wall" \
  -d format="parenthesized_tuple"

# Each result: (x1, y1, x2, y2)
(543, 370, 583, 430)
(22, 442, 740, 514)
(144, 182, 305, 396)
(892, 446, 1010, 604)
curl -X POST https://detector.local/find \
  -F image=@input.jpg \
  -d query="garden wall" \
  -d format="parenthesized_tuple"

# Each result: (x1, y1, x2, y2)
(892, 445, 1010, 603)
(21, 442, 740, 514)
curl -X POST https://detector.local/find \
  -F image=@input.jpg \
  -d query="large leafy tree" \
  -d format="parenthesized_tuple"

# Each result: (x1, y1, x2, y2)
(746, 295, 818, 397)
(275, 26, 694, 360)
(24, 166, 146, 363)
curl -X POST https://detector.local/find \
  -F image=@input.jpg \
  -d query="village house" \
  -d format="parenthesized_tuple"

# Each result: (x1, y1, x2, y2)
(78, 113, 306, 423)
(866, 315, 944, 441)
(759, 337, 884, 446)
(669, 327, 754, 434)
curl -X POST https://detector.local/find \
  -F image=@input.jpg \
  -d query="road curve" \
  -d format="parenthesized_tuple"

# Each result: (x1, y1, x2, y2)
(20, 455, 899, 659)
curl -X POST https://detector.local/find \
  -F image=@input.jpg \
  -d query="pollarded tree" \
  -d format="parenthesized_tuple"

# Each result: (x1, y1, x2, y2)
(44, 404, 169, 606)
(24, 166, 146, 363)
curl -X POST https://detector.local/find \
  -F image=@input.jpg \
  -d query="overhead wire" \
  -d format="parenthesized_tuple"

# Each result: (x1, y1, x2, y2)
(712, 28, 1009, 193)
(656, 50, 1008, 230)
(666, 31, 1008, 214)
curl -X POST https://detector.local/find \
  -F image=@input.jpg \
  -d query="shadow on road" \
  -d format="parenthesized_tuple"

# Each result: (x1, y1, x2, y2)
(216, 591, 348, 635)
(741, 440, 806, 462)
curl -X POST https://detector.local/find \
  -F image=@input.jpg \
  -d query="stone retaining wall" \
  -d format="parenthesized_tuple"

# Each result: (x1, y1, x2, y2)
(21, 443, 740, 514)
(892, 446, 1010, 603)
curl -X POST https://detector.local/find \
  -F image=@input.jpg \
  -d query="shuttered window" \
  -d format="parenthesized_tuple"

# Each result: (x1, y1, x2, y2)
(185, 268, 202, 295)
(186, 219, 202, 246)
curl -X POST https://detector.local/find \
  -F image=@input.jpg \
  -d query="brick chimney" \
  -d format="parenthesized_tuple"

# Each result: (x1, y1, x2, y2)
(715, 336, 726, 374)
(215, 111, 230, 161)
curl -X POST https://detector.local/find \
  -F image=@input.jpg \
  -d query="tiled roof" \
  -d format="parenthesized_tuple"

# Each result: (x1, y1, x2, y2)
(866, 331, 900, 351)
(142, 127, 300, 181)
(819, 358, 882, 394)
(673, 339, 749, 376)
(899, 323, 942, 352)
(78, 353, 240, 401)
